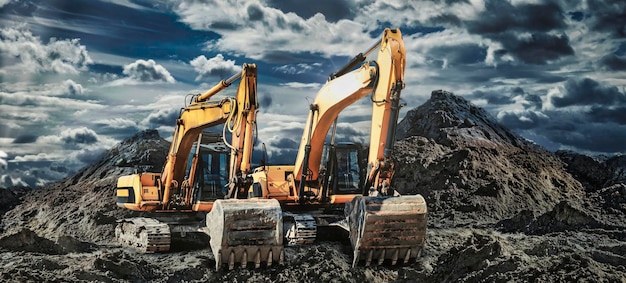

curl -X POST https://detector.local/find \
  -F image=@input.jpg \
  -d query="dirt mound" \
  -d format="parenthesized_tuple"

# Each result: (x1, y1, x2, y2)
(0, 129, 169, 244)
(413, 228, 626, 282)
(1, 91, 625, 282)
(393, 91, 584, 226)
(0, 228, 98, 256)
(0, 187, 30, 217)
(0, 229, 65, 255)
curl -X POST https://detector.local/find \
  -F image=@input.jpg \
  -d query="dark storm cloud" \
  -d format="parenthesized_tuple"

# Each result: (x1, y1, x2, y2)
(60, 127, 98, 145)
(262, 137, 300, 165)
(93, 123, 141, 140)
(463, 1, 573, 65)
(247, 3, 264, 21)
(143, 108, 180, 128)
(600, 54, 626, 70)
(467, 90, 515, 105)
(429, 13, 463, 26)
(75, 148, 105, 164)
(588, 106, 626, 125)
(524, 93, 544, 110)
(266, 0, 354, 22)
(466, 1, 565, 34)
(424, 63, 566, 85)
(428, 44, 487, 65)
(259, 95, 273, 109)
(551, 78, 626, 107)
(540, 118, 626, 153)
(12, 135, 38, 144)
(508, 33, 574, 65)
(498, 110, 549, 130)
(587, 0, 626, 37)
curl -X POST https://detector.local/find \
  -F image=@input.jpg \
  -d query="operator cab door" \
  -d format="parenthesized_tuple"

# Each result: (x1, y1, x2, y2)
(186, 135, 230, 201)
(322, 143, 366, 194)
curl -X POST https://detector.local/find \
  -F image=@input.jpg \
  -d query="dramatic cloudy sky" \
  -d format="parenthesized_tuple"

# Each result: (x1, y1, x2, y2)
(1, 0, 625, 188)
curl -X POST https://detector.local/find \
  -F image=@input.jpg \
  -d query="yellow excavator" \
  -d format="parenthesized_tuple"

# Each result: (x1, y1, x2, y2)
(242, 28, 427, 267)
(114, 63, 284, 265)
(115, 28, 427, 270)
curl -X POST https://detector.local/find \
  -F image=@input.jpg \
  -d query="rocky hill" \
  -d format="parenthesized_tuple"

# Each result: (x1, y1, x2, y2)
(394, 90, 585, 226)
(0, 129, 169, 243)
(0, 91, 624, 282)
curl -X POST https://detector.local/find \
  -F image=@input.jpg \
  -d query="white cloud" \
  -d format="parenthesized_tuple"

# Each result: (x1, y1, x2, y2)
(274, 63, 322, 75)
(11, 152, 64, 162)
(0, 150, 7, 171)
(279, 82, 323, 89)
(190, 54, 239, 81)
(173, 0, 372, 59)
(107, 59, 175, 86)
(124, 59, 175, 83)
(0, 27, 93, 74)
(0, 0, 12, 8)
(38, 127, 99, 146)
(95, 117, 138, 129)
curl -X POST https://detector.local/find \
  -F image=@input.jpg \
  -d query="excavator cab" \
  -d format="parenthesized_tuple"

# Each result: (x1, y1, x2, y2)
(321, 143, 367, 194)
(185, 132, 230, 201)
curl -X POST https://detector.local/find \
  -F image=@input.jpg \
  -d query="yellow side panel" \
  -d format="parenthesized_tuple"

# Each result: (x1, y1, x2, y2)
(117, 174, 138, 188)
(117, 189, 129, 197)
(265, 166, 293, 198)
(141, 186, 160, 201)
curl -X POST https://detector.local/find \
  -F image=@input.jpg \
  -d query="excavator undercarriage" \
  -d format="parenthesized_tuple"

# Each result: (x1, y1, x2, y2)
(115, 218, 171, 253)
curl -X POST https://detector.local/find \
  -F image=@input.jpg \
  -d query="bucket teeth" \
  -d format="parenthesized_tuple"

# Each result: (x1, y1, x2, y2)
(403, 248, 411, 264)
(378, 249, 386, 265)
(346, 195, 427, 267)
(391, 249, 399, 265)
(254, 251, 260, 268)
(206, 199, 284, 270)
(241, 251, 248, 268)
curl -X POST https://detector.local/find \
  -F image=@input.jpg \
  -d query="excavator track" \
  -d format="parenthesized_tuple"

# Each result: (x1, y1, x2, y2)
(346, 195, 427, 267)
(284, 213, 317, 245)
(206, 199, 284, 270)
(115, 217, 171, 253)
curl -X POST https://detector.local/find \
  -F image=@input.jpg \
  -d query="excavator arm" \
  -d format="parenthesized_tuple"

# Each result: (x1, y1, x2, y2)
(158, 63, 258, 210)
(293, 28, 406, 199)
(116, 63, 258, 212)
(293, 28, 426, 267)
(116, 63, 278, 259)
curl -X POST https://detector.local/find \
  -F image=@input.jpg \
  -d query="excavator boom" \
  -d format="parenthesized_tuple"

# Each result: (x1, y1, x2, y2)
(116, 64, 284, 269)
(249, 28, 427, 266)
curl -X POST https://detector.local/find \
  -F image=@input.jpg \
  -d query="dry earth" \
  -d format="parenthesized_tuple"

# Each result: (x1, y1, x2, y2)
(1, 91, 625, 282)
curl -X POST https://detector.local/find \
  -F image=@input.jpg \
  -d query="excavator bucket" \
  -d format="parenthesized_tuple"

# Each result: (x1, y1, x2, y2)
(206, 199, 284, 270)
(115, 217, 171, 253)
(346, 195, 427, 267)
